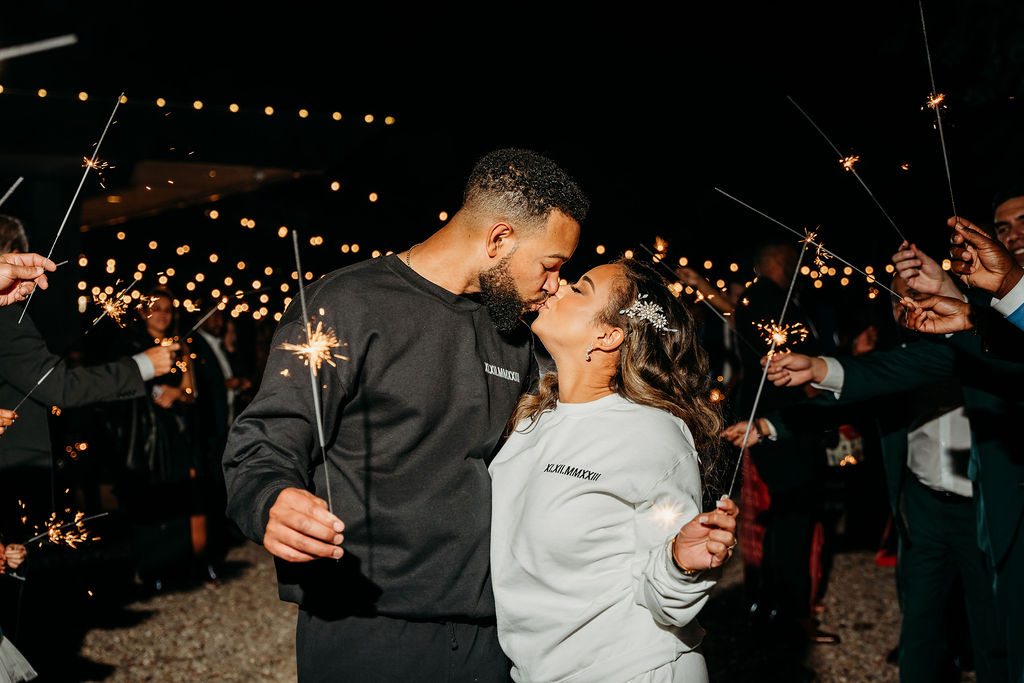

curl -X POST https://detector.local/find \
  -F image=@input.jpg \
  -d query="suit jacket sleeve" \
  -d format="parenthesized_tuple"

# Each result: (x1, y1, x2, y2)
(0, 310, 145, 408)
(836, 338, 955, 403)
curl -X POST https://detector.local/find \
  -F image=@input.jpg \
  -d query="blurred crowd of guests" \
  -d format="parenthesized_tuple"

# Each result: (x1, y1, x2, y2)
(0, 213, 273, 680)
(695, 186, 1024, 682)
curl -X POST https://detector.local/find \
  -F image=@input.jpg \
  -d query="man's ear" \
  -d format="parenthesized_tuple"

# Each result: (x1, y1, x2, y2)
(485, 222, 514, 259)
(597, 327, 626, 352)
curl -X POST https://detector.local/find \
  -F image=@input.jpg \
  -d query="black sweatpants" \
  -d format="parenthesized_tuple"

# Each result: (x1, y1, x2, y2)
(296, 610, 512, 683)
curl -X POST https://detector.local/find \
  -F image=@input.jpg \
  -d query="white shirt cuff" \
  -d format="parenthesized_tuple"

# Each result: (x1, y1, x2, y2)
(810, 356, 844, 398)
(132, 352, 156, 382)
(991, 275, 1024, 316)
(763, 420, 778, 441)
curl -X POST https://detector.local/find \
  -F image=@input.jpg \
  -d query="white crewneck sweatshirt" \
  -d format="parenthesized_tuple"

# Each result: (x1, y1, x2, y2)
(490, 393, 719, 683)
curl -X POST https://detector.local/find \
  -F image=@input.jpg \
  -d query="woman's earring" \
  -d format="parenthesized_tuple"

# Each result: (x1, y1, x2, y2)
(585, 344, 594, 362)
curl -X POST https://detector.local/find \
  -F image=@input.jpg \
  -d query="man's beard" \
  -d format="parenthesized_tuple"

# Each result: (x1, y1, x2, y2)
(478, 255, 533, 333)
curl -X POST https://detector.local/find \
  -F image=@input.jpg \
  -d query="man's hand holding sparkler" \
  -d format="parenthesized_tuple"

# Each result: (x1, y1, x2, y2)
(141, 343, 180, 377)
(892, 241, 960, 298)
(0, 252, 56, 306)
(672, 496, 739, 571)
(264, 487, 345, 562)
(949, 217, 1023, 298)
(763, 352, 826, 387)
(899, 295, 974, 335)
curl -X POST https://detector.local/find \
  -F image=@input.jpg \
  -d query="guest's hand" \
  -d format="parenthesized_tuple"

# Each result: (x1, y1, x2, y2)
(949, 218, 1024, 298)
(892, 241, 959, 298)
(4, 543, 25, 570)
(0, 543, 6, 573)
(763, 352, 826, 387)
(721, 420, 768, 447)
(143, 343, 179, 376)
(0, 408, 16, 436)
(672, 496, 739, 571)
(900, 295, 974, 335)
(153, 385, 182, 408)
(264, 487, 345, 562)
(0, 252, 56, 306)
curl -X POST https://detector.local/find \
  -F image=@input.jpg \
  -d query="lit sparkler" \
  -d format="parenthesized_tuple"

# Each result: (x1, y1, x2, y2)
(787, 96, 907, 242)
(23, 511, 108, 549)
(925, 92, 946, 110)
(290, 230, 338, 515)
(919, 1, 957, 217)
(279, 320, 349, 374)
(755, 321, 809, 359)
(725, 236, 811, 498)
(713, 188, 904, 300)
(19, 92, 124, 323)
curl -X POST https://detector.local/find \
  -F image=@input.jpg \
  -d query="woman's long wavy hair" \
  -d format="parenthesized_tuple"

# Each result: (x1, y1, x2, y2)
(510, 257, 726, 493)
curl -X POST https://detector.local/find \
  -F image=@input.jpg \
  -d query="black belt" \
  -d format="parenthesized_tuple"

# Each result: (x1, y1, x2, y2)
(912, 474, 972, 504)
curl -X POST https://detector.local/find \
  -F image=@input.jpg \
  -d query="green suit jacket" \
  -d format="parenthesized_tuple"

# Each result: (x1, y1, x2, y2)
(823, 330, 1024, 568)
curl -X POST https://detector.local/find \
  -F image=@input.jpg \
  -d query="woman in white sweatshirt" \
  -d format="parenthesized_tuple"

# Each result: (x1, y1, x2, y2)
(490, 258, 738, 682)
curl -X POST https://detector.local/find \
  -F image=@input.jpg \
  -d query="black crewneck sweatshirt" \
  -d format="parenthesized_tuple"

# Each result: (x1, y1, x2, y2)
(224, 254, 536, 620)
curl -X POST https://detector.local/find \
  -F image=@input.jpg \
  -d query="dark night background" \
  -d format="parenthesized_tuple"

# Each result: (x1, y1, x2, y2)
(1, 1, 1022, 346)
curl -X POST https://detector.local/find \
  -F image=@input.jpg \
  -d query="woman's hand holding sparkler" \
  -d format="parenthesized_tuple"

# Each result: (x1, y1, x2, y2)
(0, 408, 16, 436)
(672, 496, 739, 572)
(264, 487, 346, 562)
(763, 352, 826, 387)
(0, 252, 56, 306)
(892, 241, 960, 298)
(899, 295, 974, 335)
(949, 218, 1023, 298)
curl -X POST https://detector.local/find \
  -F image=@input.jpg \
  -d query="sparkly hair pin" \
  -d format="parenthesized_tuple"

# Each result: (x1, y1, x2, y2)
(618, 294, 678, 333)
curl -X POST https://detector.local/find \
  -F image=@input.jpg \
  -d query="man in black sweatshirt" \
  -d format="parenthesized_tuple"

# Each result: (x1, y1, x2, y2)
(223, 149, 587, 682)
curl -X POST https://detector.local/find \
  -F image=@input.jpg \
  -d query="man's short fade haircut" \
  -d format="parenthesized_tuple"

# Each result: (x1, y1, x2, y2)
(0, 215, 28, 255)
(462, 148, 589, 231)
(992, 183, 1024, 214)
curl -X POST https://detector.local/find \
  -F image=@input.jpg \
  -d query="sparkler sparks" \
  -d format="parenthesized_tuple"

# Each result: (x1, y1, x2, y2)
(925, 92, 946, 109)
(278, 321, 349, 374)
(840, 155, 860, 172)
(755, 321, 809, 359)
(24, 511, 108, 548)
(787, 96, 907, 242)
(651, 501, 685, 530)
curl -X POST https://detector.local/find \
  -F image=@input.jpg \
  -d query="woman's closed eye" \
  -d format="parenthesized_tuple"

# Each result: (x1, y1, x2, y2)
(570, 284, 582, 294)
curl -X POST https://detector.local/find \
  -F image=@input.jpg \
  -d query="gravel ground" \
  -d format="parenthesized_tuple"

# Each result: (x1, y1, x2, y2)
(73, 542, 977, 682)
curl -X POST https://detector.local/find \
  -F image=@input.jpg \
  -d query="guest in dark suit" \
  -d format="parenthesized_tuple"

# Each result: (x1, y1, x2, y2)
(768, 304, 1023, 682)
(732, 240, 834, 643)
(0, 214, 178, 679)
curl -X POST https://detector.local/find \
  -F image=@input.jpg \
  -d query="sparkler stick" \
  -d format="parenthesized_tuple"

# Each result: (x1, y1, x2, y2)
(19, 92, 124, 324)
(0, 34, 78, 62)
(637, 242, 763, 356)
(787, 97, 907, 242)
(11, 366, 55, 413)
(0, 176, 24, 208)
(725, 239, 810, 498)
(919, 0, 957, 217)
(713, 188, 903, 300)
(23, 511, 108, 546)
(290, 230, 334, 514)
